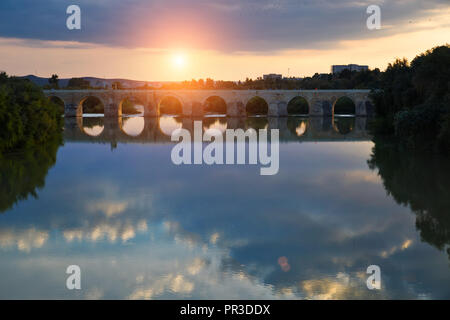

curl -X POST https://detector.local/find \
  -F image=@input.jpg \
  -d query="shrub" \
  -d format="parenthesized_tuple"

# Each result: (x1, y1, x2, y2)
(438, 114, 450, 154)
(0, 72, 63, 153)
(394, 103, 448, 151)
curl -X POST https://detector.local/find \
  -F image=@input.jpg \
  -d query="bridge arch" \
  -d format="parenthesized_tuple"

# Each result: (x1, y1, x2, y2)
(332, 96, 356, 116)
(119, 96, 145, 117)
(119, 116, 145, 137)
(157, 94, 185, 116)
(203, 96, 227, 116)
(333, 117, 355, 135)
(245, 96, 269, 116)
(158, 116, 183, 136)
(287, 96, 309, 116)
(78, 95, 106, 117)
(77, 116, 105, 137)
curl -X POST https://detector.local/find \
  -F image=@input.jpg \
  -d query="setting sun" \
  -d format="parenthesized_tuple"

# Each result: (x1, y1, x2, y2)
(172, 53, 186, 68)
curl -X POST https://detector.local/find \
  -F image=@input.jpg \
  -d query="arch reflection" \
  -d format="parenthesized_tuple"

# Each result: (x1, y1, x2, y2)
(287, 118, 308, 137)
(203, 118, 227, 133)
(159, 116, 183, 136)
(121, 117, 145, 137)
(80, 117, 105, 136)
(333, 117, 355, 135)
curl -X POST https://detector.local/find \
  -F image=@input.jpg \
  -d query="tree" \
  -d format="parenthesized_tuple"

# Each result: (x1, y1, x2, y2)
(0, 72, 63, 153)
(48, 74, 59, 89)
(370, 45, 450, 153)
(67, 77, 90, 89)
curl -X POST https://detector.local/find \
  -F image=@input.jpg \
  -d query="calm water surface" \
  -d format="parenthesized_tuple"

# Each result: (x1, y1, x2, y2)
(0, 116, 449, 299)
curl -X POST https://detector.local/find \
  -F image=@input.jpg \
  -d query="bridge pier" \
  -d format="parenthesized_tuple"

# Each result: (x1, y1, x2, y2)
(227, 118, 246, 129)
(268, 101, 288, 117)
(65, 103, 81, 117)
(226, 101, 246, 117)
(144, 102, 158, 117)
(309, 99, 325, 116)
(104, 102, 120, 118)
(191, 101, 204, 117)
(355, 100, 367, 116)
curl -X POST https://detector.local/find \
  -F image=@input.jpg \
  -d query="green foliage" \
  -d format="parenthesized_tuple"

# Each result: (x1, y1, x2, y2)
(370, 45, 450, 154)
(48, 74, 59, 89)
(411, 45, 450, 100)
(0, 72, 63, 153)
(437, 113, 450, 154)
(67, 77, 91, 89)
(0, 72, 63, 212)
(160, 69, 382, 91)
(393, 103, 447, 151)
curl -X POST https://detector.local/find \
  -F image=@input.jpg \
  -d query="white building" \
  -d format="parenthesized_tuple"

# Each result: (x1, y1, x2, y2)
(332, 64, 369, 74)
(263, 74, 283, 80)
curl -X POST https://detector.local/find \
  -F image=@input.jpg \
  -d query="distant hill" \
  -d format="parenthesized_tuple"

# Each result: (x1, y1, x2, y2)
(19, 75, 164, 89)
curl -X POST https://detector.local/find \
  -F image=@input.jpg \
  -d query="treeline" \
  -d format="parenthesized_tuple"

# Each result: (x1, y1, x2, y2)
(370, 45, 450, 154)
(159, 70, 382, 91)
(0, 72, 63, 153)
(45, 69, 382, 91)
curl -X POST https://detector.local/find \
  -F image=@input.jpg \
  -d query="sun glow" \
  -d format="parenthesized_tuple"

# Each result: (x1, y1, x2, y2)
(172, 53, 186, 68)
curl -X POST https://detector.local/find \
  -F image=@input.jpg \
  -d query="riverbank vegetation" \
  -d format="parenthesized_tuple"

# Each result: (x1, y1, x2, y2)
(0, 72, 63, 153)
(0, 72, 63, 212)
(369, 45, 450, 154)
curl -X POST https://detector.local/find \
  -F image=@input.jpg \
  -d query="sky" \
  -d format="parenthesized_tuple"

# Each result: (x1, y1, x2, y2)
(0, 0, 449, 81)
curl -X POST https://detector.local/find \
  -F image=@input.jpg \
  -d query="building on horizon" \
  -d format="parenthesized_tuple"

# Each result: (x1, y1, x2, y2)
(332, 64, 369, 74)
(284, 76, 303, 81)
(263, 73, 283, 80)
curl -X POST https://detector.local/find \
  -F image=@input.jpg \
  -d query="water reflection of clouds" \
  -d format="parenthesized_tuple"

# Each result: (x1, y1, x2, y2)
(86, 200, 129, 217)
(83, 125, 104, 137)
(159, 116, 182, 136)
(0, 227, 49, 252)
(0, 139, 450, 298)
(121, 117, 145, 137)
(63, 219, 148, 243)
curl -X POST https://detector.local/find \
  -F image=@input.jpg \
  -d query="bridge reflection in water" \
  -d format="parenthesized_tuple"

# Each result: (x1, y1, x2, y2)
(65, 116, 371, 145)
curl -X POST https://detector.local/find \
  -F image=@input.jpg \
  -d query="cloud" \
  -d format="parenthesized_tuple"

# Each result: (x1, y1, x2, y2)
(0, 0, 447, 52)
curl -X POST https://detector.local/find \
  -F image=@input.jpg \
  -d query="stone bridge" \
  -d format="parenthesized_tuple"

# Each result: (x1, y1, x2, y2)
(45, 89, 373, 117)
(64, 116, 370, 145)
